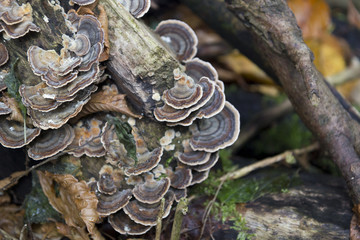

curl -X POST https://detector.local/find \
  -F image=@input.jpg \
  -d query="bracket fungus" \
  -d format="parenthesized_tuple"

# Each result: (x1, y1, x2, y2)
(0, 1, 40, 39)
(27, 124, 75, 160)
(155, 19, 198, 62)
(117, 0, 151, 18)
(0, 0, 241, 238)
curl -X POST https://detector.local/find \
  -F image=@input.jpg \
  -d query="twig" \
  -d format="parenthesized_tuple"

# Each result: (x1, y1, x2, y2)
(0, 152, 66, 191)
(0, 228, 17, 240)
(155, 198, 165, 240)
(327, 58, 360, 86)
(171, 198, 188, 240)
(198, 180, 225, 240)
(221, 142, 319, 182)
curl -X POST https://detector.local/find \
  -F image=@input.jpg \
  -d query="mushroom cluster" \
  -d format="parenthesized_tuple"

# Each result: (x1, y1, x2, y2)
(0, 8, 108, 159)
(80, 19, 240, 235)
(0, 0, 40, 39)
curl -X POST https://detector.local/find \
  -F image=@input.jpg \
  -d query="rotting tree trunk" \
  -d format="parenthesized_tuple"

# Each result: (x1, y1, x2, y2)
(184, 0, 360, 209)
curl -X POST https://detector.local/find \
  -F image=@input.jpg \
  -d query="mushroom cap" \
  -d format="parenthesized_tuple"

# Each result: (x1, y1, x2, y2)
(0, 2, 30, 25)
(163, 74, 203, 110)
(41, 70, 79, 89)
(79, 42, 102, 72)
(133, 176, 171, 204)
(190, 101, 240, 152)
(168, 166, 193, 189)
(172, 188, 187, 202)
(97, 189, 133, 216)
(165, 77, 216, 127)
(0, 101, 11, 115)
(118, 0, 151, 18)
(178, 150, 211, 166)
(154, 104, 192, 123)
(101, 123, 129, 164)
(178, 139, 211, 166)
(67, 117, 106, 158)
(29, 85, 97, 130)
(0, 116, 41, 148)
(189, 169, 210, 186)
(77, 15, 104, 47)
(27, 46, 81, 77)
(155, 19, 198, 62)
(97, 173, 117, 195)
(0, 15, 40, 39)
(124, 147, 164, 176)
(19, 83, 63, 112)
(191, 152, 219, 172)
(27, 124, 75, 160)
(109, 210, 152, 235)
(66, 33, 91, 57)
(185, 58, 218, 82)
(71, 0, 97, 6)
(196, 83, 225, 119)
(124, 190, 175, 226)
(39, 64, 100, 102)
(0, 43, 9, 66)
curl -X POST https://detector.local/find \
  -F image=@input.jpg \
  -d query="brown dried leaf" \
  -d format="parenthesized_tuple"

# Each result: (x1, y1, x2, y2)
(37, 171, 99, 234)
(77, 84, 141, 119)
(0, 194, 24, 239)
(288, 0, 331, 39)
(55, 222, 90, 240)
(31, 223, 64, 240)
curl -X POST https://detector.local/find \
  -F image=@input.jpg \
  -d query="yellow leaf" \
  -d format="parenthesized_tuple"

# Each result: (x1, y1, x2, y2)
(218, 50, 273, 85)
(305, 35, 347, 77)
(288, 0, 331, 39)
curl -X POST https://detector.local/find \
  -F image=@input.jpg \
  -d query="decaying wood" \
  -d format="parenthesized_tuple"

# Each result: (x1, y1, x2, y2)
(102, 0, 181, 117)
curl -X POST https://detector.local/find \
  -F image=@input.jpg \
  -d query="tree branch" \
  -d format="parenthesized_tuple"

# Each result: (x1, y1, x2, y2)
(221, 0, 360, 206)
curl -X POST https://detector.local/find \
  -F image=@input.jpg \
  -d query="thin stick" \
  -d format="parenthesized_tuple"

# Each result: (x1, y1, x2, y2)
(198, 180, 225, 240)
(171, 198, 188, 240)
(155, 198, 165, 240)
(0, 152, 66, 191)
(0, 228, 17, 240)
(220, 142, 319, 182)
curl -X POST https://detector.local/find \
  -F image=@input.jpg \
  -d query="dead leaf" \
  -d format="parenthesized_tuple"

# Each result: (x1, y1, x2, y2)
(218, 50, 274, 85)
(55, 222, 90, 240)
(76, 84, 142, 120)
(31, 223, 63, 240)
(0, 194, 24, 239)
(305, 35, 347, 77)
(288, 0, 331, 39)
(37, 171, 99, 235)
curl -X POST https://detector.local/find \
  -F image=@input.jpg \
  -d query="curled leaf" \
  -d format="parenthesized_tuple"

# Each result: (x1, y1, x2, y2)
(37, 171, 99, 234)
